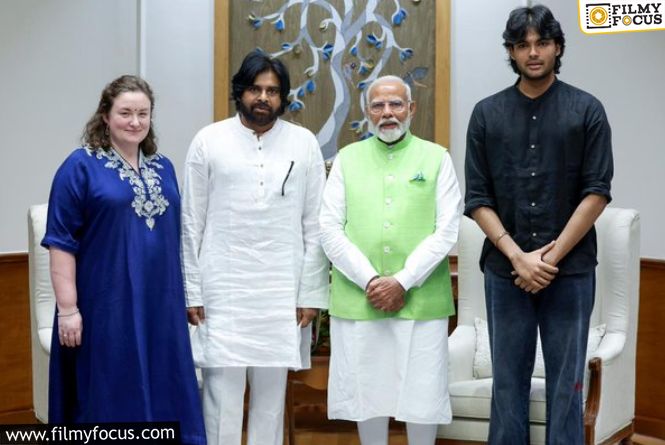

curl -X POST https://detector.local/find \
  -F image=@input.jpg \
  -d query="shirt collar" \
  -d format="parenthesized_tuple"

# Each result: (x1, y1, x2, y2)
(370, 130, 414, 153)
(512, 77, 561, 102)
(110, 147, 146, 169)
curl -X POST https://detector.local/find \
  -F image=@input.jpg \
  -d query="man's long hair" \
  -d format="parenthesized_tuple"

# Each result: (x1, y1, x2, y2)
(502, 5, 566, 74)
(231, 50, 291, 115)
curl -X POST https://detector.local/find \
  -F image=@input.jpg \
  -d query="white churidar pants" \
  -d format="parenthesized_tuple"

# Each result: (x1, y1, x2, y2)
(357, 417, 439, 445)
(202, 366, 288, 445)
(328, 317, 451, 424)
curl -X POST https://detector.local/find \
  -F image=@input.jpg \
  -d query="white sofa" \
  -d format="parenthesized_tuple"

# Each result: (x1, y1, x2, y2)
(438, 208, 640, 444)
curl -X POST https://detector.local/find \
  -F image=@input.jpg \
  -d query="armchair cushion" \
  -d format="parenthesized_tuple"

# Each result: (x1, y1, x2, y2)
(473, 317, 606, 379)
(449, 378, 547, 422)
(448, 325, 476, 383)
(472, 318, 491, 378)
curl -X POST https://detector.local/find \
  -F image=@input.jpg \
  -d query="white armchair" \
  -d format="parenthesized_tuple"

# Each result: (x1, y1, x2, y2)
(438, 207, 640, 444)
(28, 204, 53, 423)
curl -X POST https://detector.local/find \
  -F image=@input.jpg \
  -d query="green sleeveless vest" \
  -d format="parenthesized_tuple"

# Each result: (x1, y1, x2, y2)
(329, 132, 455, 320)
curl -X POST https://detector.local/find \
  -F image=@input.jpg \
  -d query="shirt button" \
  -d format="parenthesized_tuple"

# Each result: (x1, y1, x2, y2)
(384, 221, 391, 229)
(383, 246, 391, 253)
(388, 154, 394, 160)
(387, 175, 394, 181)
(260, 181, 264, 186)
(385, 198, 392, 205)
(531, 202, 536, 207)
(532, 232, 537, 237)
(532, 115, 537, 120)
(260, 164, 264, 168)
(531, 172, 536, 177)
(530, 144, 536, 149)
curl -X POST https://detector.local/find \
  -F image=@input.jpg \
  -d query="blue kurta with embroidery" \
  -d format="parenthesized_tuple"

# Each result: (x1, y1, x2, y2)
(42, 148, 206, 445)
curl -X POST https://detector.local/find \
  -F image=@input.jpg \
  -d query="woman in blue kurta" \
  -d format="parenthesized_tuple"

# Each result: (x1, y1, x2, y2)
(42, 75, 206, 445)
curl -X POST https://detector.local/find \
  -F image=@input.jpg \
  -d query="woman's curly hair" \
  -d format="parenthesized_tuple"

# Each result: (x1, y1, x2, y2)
(82, 75, 158, 155)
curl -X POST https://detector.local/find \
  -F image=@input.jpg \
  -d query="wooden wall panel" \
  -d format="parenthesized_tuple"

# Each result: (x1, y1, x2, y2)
(0, 253, 32, 417)
(214, 0, 230, 122)
(434, 0, 450, 148)
(215, 1, 450, 156)
(635, 259, 665, 439)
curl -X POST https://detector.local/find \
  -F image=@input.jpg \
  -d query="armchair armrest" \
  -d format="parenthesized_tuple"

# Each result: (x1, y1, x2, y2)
(38, 328, 52, 354)
(448, 325, 476, 383)
(591, 332, 626, 366)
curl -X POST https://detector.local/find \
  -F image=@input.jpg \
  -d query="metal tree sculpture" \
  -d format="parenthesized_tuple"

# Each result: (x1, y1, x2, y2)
(248, 0, 427, 159)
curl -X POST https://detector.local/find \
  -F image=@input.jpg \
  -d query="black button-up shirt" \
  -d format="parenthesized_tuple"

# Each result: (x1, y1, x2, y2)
(464, 79, 613, 277)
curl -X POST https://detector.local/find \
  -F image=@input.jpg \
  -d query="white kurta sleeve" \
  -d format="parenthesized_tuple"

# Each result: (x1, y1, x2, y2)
(393, 151, 462, 291)
(319, 156, 379, 291)
(180, 135, 209, 307)
(296, 139, 330, 309)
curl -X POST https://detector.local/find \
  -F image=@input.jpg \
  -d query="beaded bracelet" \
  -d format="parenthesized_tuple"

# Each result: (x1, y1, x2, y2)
(57, 308, 80, 318)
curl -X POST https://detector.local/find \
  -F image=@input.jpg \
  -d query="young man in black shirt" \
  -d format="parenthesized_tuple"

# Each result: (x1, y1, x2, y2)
(464, 5, 613, 444)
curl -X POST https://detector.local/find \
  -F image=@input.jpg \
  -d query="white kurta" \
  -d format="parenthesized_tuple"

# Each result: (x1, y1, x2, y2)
(328, 317, 451, 424)
(181, 115, 329, 369)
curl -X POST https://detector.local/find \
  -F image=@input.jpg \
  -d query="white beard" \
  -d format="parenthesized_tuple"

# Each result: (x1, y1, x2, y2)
(368, 114, 412, 144)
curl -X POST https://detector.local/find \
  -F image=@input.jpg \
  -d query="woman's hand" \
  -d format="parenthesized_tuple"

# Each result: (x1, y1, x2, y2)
(58, 309, 82, 347)
(50, 247, 81, 347)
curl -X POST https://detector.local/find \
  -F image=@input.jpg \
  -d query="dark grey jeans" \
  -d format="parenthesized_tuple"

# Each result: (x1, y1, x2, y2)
(484, 268, 595, 445)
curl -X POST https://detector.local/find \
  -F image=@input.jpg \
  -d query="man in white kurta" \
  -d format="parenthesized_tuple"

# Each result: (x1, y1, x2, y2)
(181, 51, 328, 445)
(320, 76, 462, 445)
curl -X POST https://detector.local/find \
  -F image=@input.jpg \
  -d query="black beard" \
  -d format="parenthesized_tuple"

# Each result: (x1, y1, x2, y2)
(238, 101, 279, 127)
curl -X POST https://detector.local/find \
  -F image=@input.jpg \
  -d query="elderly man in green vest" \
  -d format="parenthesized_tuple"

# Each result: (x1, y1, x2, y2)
(320, 75, 462, 445)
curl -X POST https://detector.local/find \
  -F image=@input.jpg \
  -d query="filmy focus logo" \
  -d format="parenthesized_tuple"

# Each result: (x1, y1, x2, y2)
(579, 0, 665, 33)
